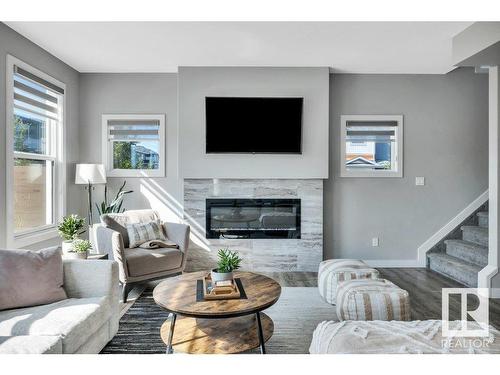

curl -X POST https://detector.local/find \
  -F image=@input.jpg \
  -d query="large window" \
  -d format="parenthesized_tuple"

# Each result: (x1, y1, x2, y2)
(102, 114, 165, 177)
(340, 115, 403, 177)
(6, 56, 65, 247)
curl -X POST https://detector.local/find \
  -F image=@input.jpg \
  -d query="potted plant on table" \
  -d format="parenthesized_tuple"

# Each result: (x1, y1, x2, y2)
(211, 249, 242, 283)
(58, 215, 86, 253)
(66, 239, 92, 260)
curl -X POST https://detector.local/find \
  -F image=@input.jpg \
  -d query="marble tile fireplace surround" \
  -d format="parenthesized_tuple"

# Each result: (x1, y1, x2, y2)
(184, 179, 323, 272)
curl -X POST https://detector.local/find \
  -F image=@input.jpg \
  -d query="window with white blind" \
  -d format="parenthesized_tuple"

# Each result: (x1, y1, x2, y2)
(340, 115, 403, 177)
(102, 114, 165, 177)
(6, 55, 65, 247)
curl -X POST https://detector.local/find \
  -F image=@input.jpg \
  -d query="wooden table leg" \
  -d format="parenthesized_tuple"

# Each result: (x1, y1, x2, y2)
(166, 313, 177, 354)
(256, 312, 266, 354)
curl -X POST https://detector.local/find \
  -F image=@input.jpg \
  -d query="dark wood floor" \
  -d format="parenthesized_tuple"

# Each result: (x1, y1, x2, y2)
(261, 268, 500, 329)
(144, 258, 500, 329)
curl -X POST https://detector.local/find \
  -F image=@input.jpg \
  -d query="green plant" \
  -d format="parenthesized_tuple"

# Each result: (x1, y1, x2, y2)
(96, 181, 133, 215)
(378, 160, 391, 170)
(58, 215, 86, 241)
(71, 239, 92, 253)
(216, 249, 242, 273)
(113, 141, 134, 169)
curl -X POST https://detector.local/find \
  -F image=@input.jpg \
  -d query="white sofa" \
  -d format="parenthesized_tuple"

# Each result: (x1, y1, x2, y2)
(0, 259, 119, 354)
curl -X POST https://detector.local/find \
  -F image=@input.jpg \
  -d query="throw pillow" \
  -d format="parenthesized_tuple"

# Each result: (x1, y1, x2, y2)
(126, 221, 167, 248)
(101, 209, 160, 248)
(0, 247, 67, 311)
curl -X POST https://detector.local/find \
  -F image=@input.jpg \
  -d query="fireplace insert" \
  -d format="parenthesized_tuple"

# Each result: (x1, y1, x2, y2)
(206, 198, 301, 239)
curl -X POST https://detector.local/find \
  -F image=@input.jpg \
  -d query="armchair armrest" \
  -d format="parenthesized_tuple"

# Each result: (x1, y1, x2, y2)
(95, 225, 129, 282)
(63, 259, 118, 301)
(164, 222, 190, 253)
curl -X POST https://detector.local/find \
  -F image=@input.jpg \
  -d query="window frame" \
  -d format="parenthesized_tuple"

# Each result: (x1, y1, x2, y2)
(5, 55, 66, 248)
(102, 114, 166, 178)
(340, 114, 403, 178)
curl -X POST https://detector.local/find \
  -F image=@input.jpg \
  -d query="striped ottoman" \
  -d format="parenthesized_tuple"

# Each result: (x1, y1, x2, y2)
(318, 259, 379, 305)
(336, 278, 411, 321)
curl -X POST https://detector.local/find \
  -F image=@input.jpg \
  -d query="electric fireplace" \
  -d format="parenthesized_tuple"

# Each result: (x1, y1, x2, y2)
(205, 198, 301, 239)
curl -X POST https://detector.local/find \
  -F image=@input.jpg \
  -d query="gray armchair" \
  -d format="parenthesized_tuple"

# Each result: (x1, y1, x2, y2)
(95, 209, 190, 302)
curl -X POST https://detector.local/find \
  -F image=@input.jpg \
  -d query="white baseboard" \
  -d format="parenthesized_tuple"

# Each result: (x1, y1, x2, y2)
(363, 259, 421, 268)
(417, 190, 489, 267)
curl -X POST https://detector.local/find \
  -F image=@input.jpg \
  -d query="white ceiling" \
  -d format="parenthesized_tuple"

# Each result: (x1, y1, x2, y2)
(5, 22, 473, 74)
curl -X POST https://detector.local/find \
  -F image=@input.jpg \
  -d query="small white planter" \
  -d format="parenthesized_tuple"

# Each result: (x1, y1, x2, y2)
(211, 269, 234, 283)
(65, 251, 88, 260)
(61, 241, 73, 254)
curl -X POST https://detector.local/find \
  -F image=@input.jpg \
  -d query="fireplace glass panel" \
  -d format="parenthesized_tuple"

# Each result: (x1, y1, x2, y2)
(206, 199, 301, 239)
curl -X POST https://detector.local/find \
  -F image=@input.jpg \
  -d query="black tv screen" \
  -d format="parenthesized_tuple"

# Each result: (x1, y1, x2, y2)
(205, 97, 303, 154)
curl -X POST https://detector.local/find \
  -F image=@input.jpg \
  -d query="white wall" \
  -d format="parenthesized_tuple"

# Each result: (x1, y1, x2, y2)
(78, 73, 183, 223)
(0, 23, 81, 249)
(178, 67, 330, 179)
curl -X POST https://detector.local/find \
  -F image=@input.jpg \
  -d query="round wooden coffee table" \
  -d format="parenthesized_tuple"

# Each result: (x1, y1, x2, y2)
(153, 271, 281, 354)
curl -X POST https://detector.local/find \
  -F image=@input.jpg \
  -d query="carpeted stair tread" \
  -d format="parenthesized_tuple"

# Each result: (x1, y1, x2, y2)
(427, 252, 480, 287)
(477, 211, 489, 228)
(461, 225, 488, 247)
(444, 239, 488, 267)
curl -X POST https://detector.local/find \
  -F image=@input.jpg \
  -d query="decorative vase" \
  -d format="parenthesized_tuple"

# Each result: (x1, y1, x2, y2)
(61, 240, 73, 254)
(65, 251, 88, 260)
(211, 269, 234, 283)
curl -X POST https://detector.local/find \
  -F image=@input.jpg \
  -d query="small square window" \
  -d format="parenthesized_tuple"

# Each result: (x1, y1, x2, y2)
(102, 114, 165, 177)
(340, 115, 403, 177)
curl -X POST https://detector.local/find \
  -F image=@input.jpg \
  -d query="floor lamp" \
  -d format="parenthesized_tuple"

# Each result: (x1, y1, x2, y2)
(75, 164, 107, 226)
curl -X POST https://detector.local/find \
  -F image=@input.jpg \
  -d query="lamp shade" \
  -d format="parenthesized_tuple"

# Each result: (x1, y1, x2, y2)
(75, 164, 107, 185)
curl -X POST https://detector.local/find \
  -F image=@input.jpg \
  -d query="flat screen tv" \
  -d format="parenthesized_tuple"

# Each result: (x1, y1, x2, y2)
(205, 97, 303, 154)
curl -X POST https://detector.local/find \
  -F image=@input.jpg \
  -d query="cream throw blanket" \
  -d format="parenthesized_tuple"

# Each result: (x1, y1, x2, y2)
(138, 239, 178, 249)
(310, 320, 500, 354)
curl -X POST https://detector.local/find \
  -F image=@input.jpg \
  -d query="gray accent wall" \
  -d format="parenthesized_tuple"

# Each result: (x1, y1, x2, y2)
(324, 68, 489, 263)
(178, 67, 330, 179)
(0, 23, 80, 249)
(78, 73, 183, 222)
(78, 68, 489, 266)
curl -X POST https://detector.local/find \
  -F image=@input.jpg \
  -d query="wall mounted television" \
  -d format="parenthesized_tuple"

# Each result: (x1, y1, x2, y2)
(205, 97, 303, 154)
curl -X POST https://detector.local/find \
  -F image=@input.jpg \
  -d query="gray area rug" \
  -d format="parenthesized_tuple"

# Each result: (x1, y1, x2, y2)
(101, 287, 336, 354)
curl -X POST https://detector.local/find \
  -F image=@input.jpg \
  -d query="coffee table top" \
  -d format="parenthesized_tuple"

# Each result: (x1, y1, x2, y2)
(153, 271, 281, 318)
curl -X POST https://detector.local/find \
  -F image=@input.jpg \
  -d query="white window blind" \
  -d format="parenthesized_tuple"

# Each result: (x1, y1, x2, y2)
(13, 66, 64, 121)
(346, 121, 397, 142)
(107, 119, 161, 141)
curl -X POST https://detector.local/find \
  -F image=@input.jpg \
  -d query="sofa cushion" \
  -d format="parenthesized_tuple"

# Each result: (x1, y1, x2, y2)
(101, 209, 160, 248)
(0, 335, 62, 354)
(0, 296, 111, 354)
(0, 247, 67, 311)
(125, 247, 183, 277)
